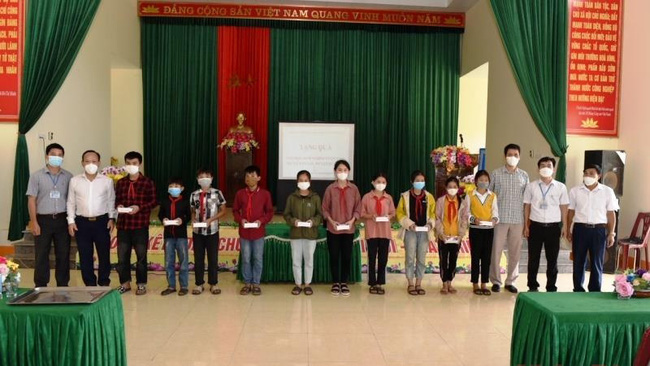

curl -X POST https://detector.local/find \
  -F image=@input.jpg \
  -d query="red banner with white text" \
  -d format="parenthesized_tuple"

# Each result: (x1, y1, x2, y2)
(0, 0, 23, 122)
(138, 1, 464, 29)
(567, 0, 623, 136)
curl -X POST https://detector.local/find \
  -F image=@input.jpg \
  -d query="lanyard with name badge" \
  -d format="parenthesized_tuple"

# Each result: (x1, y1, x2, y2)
(48, 173, 61, 199)
(538, 182, 552, 210)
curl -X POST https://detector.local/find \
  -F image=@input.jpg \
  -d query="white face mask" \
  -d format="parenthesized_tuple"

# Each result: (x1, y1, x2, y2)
(506, 156, 520, 167)
(539, 167, 553, 178)
(447, 188, 458, 196)
(583, 176, 598, 186)
(336, 172, 348, 181)
(297, 182, 310, 190)
(373, 183, 386, 192)
(84, 163, 98, 175)
(198, 177, 212, 188)
(124, 165, 139, 175)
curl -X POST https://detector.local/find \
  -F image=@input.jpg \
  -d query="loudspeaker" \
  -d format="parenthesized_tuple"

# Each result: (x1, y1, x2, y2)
(584, 150, 625, 274)
(584, 150, 626, 197)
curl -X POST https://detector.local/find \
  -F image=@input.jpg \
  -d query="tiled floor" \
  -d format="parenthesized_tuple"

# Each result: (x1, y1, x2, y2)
(18, 269, 615, 366)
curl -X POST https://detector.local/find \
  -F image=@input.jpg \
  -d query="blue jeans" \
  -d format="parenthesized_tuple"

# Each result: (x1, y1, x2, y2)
(241, 238, 264, 285)
(404, 231, 429, 280)
(165, 238, 189, 289)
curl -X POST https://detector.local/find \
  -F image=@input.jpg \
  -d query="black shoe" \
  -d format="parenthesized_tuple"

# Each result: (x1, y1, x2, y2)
(331, 283, 341, 296)
(491, 284, 501, 293)
(505, 285, 518, 293)
(528, 288, 539, 292)
(161, 288, 176, 296)
(340, 283, 350, 297)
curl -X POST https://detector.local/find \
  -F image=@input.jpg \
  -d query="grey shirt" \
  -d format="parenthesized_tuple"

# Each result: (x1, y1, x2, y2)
(26, 167, 73, 215)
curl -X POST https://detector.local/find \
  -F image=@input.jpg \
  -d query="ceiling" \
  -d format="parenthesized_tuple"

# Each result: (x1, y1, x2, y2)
(156, 0, 480, 12)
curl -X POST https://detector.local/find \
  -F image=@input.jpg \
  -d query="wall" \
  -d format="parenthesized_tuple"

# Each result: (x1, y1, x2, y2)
(111, 69, 144, 167)
(0, 0, 141, 244)
(457, 62, 488, 154)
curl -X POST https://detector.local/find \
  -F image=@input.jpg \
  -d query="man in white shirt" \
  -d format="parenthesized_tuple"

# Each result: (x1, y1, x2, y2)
(523, 157, 569, 292)
(66, 150, 116, 286)
(567, 164, 619, 292)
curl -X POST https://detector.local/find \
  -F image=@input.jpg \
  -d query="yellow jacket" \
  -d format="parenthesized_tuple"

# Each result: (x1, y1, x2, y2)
(396, 190, 437, 241)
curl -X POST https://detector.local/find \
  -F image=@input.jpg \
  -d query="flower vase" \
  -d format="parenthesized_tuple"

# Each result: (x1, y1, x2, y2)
(617, 293, 632, 300)
(4, 278, 18, 299)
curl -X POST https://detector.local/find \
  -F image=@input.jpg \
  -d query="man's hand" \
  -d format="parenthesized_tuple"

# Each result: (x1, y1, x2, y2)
(68, 223, 78, 237)
(607, 234, 616, 248)
(523, 226, 529, 238)
(32, 222, 41, 236)
(129, 205, 140, 215)
(567, 230, 573, 242)
(107, 219, 115, 232)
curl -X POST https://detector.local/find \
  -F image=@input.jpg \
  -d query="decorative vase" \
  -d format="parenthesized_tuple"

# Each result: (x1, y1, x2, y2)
(3, 277, 18, 299)
(617, 293, 632, 300)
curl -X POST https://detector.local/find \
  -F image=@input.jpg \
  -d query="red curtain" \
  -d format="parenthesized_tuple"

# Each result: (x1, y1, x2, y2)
(217, 26, 270, 192)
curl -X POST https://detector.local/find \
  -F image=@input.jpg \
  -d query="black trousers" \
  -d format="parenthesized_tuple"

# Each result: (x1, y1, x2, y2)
(439, 242, 460, 282)
(117, 228, 149, 285)
(527, 221, 561, 291)
(469, 227, 493, 284)
(34, 214, 70, 287)
(327, 232, 353, 283)
(194, 232, 219, 286)
(75, 215, 111, 286)
(573, 224, 607, 292)
(367, 238, 389, 286)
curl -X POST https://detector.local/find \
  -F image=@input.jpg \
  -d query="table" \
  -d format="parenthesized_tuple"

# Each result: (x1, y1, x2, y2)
(511, 292, 650, 366)
(0, 289, 127, 366)
(236, 223, 362, 283)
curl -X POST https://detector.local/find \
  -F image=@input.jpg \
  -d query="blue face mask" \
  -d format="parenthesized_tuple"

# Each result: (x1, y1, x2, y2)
(412, 181, 425, 190)
(48, 156, 63, 167)
(168, 187, 182, 197)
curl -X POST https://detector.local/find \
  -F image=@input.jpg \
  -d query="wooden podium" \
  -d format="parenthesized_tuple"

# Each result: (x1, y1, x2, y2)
(225, 150, 252, 206)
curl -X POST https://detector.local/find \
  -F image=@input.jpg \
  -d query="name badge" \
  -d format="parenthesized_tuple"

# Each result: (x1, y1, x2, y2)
(540, 201, 548, 210)
(50, 190, 61, 199)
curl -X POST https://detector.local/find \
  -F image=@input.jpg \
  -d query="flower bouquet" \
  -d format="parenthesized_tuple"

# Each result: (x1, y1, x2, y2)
(101, 164, 127, 185)
(0, 256, 21, 298)
(614, 269, 650, 299)
(219, 131, 260, 153)
(431, 145, 475, 173)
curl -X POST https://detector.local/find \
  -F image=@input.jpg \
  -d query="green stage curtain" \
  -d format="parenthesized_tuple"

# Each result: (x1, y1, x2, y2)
(267, 25, 461, 201)
(141, 19, 218, 198)
(491, 0, 569, 182)
(8, 0, 101, 240)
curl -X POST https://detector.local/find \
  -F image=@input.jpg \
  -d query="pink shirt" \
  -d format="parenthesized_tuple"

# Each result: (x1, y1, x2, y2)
(321, 181, 361, 234)
(361, 191, 395, 239)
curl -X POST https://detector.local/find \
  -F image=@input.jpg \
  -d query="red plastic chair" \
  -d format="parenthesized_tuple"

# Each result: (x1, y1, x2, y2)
(617, 212, 650, 272)
(634, 327, 650, 366)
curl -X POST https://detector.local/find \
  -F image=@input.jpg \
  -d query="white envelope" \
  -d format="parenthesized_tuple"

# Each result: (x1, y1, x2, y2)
(117, 207, 133, 213)
(478, 221, 494, 227)
(297, 221, 312, 228)
(193, 222, 207, 228)
(375, 216, 389, 222)
(415, 226, 429, 232)
(244, 222, 260, 229)
(336, 224, 351, 231)
(445, 237, 460, 244)
(163, 219, 181, 226)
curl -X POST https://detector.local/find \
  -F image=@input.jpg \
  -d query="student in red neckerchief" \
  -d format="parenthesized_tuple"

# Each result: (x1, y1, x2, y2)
(233, 165, 273, 296)
(395, 170, 436, 296)
(322, 160, 361, 297)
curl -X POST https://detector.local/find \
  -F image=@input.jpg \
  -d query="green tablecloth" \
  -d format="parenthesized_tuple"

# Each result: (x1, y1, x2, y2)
(511, 292, 650, 366)
(0, 289, 127, 366)
(236, 223, 362, 283)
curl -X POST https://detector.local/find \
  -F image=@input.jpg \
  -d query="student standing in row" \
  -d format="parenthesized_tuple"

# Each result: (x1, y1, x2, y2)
(396, 170, 436, 296)
(435, 177, 468, 294)
(361, 173, 395, 295)
(322, 160, 361, 296)
(234, 165, 273, 296)
(467, 170, 499, 296)
(190, 169, 226, 295)
(283, 170, 322, 296)
(159, 177, 191, 296)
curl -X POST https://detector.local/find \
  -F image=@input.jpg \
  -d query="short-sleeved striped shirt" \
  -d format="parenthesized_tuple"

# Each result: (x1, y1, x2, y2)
(489, 166, 529, 224)
(189, 188, 226, 235)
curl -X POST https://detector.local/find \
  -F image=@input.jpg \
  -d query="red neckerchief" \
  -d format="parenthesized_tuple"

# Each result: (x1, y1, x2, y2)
(373, 194, 385, 216)
(410, 189, 425, 222)
(446, 196, 458, 226)
(246, 187, 259, 221)
(170, 195, 182, 236)
(199, 190, 207, 221)
(337, 183, 349, 217)
(127, 175, 139, 200)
